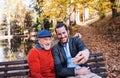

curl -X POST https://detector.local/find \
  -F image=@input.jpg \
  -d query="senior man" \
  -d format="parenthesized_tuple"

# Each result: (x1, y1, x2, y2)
(27, 29, 55, 78)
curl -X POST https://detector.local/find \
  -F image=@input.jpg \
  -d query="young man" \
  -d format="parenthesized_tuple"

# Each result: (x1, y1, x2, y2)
(52, 22, 102, 78)
(27, 29, 55, 78)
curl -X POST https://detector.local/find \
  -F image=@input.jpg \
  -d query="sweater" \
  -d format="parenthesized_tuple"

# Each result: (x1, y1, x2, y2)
(27, 44, 55, 78)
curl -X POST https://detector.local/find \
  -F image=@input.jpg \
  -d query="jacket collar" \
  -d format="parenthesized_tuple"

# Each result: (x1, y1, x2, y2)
(36, 43, 42, 50)
(58, 39, 69, 47)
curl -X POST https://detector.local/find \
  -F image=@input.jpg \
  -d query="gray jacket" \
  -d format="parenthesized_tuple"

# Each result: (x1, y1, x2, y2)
(52, 37, 89, 78)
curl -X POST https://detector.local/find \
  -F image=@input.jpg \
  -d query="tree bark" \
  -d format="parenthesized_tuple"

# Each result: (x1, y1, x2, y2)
(110, 0, 117, 18)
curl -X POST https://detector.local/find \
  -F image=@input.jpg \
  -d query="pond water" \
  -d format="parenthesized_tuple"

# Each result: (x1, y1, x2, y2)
(0, 32, 57, 62)
(0, 46, 5, 62)
(0, 38, 34, 62)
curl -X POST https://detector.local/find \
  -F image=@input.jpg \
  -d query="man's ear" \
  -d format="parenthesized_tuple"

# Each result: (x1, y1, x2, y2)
(67, 30, 70, 34)
(38, 38, 42, 43)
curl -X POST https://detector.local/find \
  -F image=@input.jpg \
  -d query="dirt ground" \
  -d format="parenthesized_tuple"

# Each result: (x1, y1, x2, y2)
(71, 16, 120, 78)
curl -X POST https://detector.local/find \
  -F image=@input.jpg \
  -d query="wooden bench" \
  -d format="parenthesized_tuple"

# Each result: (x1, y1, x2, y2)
(0, 60, 29, 78)
(0, 53, 108, 78)
(87, 53, 108, 78)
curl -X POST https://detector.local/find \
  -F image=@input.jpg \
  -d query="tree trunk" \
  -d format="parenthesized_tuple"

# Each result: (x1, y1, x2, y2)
(110, 0, 117, 18)
(119, 0, 120, 7)
(75, 10, 81, 25)
(70, 12, 76, 26)
(84, 7, 89, 21)
(112, 8, 117, 18)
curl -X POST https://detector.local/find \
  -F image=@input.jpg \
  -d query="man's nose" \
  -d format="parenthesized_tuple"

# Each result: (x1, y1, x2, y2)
(61, 34, 65, 37)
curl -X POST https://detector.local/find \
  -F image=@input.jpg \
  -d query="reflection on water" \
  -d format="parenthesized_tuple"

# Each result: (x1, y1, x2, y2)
(0, 38, 34, 62)
(0, 46, 5, 62)
(0, 30, 38, 62)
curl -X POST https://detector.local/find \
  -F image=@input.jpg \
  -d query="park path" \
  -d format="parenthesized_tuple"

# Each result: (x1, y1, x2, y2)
(77, 26, 106, 52)
(75, 16, 120, 78)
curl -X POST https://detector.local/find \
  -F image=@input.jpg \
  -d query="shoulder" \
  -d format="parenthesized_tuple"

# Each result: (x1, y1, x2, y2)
(52, 42, 62, 53)
(52, 43, 59, 50)
(29, 47, 36, 52)
(69, 37, 81, 42)
(28, 47, 40, 55)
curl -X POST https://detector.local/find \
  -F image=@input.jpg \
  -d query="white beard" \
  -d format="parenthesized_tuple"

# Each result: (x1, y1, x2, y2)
(41, 44, 51, 50)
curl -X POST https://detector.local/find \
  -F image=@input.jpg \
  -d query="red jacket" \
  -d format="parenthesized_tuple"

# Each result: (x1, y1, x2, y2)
(27, 47, 55, 78)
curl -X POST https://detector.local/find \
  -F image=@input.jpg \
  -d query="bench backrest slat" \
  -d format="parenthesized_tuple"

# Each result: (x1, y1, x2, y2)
(0, 65, 29, 71)
(0, 60, 27, 66)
